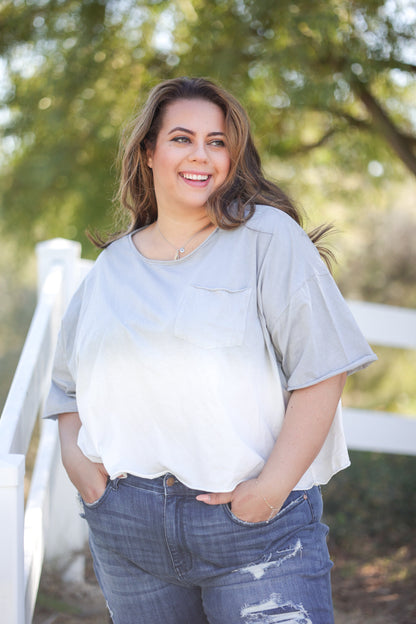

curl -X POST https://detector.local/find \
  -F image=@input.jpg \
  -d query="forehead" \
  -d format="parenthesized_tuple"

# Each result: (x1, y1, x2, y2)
(159, 98, 226, 132)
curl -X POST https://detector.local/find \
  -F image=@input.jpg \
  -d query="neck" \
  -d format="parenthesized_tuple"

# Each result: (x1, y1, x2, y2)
(155, 212, 212, 240)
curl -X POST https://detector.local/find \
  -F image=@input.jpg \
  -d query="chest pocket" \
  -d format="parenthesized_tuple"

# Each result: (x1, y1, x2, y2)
(174, 285, 251, 349)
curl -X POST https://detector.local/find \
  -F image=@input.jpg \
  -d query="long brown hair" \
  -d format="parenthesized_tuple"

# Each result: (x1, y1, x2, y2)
(91, 77, 334, 268)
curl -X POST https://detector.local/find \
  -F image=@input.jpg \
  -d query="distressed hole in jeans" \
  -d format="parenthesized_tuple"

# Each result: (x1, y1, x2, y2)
(235, 539, 302, 580)
(241, 594, 312, 623)
(106, 600, 114, 621)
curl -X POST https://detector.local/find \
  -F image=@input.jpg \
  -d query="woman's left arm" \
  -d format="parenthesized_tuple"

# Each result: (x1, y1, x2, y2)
(196, 372, 347, 522)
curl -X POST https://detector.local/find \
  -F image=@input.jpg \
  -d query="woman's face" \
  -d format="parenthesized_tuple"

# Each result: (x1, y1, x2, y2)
(147, 98, 231, 217)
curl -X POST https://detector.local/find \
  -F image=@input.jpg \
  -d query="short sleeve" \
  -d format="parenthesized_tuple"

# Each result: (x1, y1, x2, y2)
(270, 273, 377, 390)
(42, 280, 85, 420)
(258, 217, 377, 390)
(43, 327, 78, 419)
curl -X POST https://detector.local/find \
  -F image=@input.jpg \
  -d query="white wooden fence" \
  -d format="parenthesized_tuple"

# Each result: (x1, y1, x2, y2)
(0, 238, 415, 623)
(0, 240, 93, 624)
(343, 301, 416, 456)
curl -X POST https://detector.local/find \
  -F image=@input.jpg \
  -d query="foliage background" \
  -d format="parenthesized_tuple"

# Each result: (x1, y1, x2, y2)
(0, 0, 415, 616)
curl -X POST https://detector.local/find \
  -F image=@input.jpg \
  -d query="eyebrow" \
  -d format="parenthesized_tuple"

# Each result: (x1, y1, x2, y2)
(168, 126, 225, 137)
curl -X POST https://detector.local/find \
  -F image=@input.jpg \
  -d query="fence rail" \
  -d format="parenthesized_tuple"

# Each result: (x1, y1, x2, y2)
(342, 300, 416, 457)
(0, 238, 415, 623)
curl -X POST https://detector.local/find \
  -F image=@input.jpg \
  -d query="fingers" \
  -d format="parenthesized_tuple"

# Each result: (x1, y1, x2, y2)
(77, 466, 109, 504)
(196, 480, 286, 522)
(195, 492, 233, 505)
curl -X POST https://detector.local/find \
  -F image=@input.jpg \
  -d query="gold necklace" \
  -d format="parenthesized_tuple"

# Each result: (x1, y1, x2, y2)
(155, 222, 213, 260)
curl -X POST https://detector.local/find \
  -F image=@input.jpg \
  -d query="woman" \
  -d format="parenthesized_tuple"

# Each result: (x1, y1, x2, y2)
(45, 77, 376, 624)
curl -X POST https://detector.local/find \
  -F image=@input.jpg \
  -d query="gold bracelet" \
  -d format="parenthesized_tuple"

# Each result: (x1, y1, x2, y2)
(255, 479, 280, 511)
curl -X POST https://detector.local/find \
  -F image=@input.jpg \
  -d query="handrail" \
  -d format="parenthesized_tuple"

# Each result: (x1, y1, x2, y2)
(0, 264, 63, 456)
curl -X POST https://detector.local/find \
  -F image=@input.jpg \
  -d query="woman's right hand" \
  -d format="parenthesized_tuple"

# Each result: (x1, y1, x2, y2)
(58, 412, 109, 504)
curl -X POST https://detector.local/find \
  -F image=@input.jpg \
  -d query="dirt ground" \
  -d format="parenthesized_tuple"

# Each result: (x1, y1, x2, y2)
(330, 542, 416, 624)
(33, 541, 416, 624)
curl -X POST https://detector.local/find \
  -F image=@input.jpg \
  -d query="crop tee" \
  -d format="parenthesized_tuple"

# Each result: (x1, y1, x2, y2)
(44, 204, 376, 492)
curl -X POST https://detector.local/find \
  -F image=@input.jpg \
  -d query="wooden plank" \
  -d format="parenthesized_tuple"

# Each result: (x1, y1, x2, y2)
(24, 420, 60, 623)
(0, 455, 25, 624)
(347, 300, 416, 349)
(343, 407, 416, 455)
(0, 266, 63, 456)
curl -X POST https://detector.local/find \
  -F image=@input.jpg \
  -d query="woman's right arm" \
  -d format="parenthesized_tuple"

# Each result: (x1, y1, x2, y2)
(58, 412, 109, 504)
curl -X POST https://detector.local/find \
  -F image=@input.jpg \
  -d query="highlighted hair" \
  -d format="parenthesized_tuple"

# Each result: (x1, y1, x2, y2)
(90, 77, 334, 269)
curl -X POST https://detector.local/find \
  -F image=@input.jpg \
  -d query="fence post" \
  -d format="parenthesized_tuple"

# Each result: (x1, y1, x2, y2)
(0, 455, 25, 624)
(36, 238, 82, 308)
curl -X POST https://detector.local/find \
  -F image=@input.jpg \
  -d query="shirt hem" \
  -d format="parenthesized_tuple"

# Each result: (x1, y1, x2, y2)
(286, 353, 377, 391)
(292, 458, 351, 491)
(107, 461, 352, 493)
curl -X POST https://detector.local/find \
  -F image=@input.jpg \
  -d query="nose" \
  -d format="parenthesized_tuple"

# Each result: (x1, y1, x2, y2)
(189, 140, 209, 162)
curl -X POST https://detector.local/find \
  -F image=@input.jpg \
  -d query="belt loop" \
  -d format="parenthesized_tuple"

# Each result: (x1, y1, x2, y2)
(112, 472, 128, 490)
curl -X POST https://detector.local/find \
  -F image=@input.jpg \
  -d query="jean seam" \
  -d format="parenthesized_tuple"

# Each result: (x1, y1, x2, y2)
(304, 488, 318, 522)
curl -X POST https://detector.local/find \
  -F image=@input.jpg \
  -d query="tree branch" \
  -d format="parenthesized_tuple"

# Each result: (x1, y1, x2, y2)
(369, 58, 416, 75)
(352, 80, 416, 176)
(388, 59, 416, 74)
(328, 109, 371, 130)
(291, 128, 339, 153)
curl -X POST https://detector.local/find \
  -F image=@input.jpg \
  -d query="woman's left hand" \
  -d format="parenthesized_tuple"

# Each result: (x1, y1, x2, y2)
(196, 479, 285, 523)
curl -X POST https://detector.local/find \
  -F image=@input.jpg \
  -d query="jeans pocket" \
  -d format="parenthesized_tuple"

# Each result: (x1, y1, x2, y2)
(80, 478, 113, 510)
(223, 491, 308, 528)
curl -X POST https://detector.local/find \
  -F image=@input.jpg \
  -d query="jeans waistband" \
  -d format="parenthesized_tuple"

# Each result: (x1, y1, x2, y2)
(121, 473, 208, 496)
(119, 473, 318, 501)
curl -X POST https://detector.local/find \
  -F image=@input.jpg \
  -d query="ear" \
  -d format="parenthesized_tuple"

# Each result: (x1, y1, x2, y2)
(145, 143, 153, 168)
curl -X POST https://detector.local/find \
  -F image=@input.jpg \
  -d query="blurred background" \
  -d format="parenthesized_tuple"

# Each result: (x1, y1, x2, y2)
(1, 1, 415, 621)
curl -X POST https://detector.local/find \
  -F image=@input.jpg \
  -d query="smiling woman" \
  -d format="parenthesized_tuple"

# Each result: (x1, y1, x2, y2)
(136, 98, 230, 260)
(43, 77, 376, 624)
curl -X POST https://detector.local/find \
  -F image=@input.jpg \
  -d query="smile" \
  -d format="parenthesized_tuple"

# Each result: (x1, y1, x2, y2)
(180, 173, 211, 181)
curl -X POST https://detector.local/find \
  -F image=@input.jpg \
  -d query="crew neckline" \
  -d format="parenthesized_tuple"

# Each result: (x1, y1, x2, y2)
(128, 225, 219, 265)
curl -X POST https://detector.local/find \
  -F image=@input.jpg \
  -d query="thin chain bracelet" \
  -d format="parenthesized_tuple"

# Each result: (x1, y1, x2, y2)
(255, 479, 281, 521)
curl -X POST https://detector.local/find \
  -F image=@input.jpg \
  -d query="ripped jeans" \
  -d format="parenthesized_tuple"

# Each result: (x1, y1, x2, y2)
(81, 474, 334, 624)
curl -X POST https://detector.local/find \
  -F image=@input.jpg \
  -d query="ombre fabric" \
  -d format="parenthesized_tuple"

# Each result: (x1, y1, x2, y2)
(44, 205, 376, 492)
(82, 474, 334, 624)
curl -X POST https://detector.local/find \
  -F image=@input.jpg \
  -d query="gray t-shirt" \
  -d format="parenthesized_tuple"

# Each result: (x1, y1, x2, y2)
(44, 205, 376, 491)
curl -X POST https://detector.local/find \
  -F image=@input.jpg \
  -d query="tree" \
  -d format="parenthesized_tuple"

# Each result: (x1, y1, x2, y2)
(0, 0, 174, 249)
(171, 0, 416, 175)
(0, 0, 415, 249)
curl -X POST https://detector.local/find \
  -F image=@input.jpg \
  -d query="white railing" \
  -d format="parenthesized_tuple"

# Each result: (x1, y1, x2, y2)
(0, 240, 93, 624)
(0, 238, 415, 623)
(343, 301, 416, 455)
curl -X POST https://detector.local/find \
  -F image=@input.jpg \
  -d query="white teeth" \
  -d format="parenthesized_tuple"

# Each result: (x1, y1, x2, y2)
(181, 173, 209, 181)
